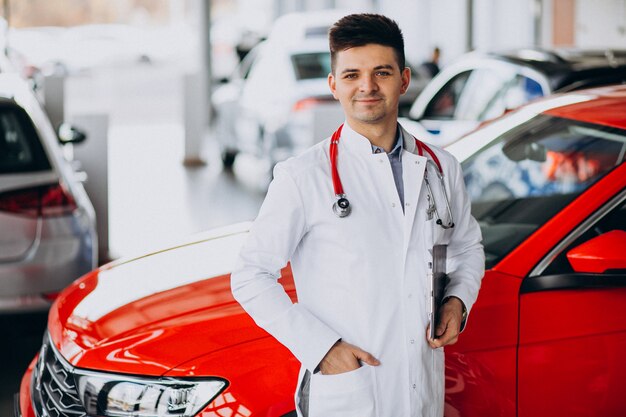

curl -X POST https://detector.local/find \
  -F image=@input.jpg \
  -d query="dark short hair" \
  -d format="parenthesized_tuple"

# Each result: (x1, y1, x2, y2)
(328, 14, 405, 73)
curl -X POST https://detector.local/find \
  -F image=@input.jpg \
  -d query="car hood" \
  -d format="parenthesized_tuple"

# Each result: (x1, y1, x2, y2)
(46, 223, 296, 376)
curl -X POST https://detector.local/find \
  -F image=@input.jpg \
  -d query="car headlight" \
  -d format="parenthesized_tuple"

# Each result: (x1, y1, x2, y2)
(74, 371, 228, 417)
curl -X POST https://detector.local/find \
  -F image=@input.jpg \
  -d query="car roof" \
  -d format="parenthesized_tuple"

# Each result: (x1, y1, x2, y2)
(0, 73, 40, 108)
(284, 38, 330, 55)
(465, 48, 626, 92)
(541, 84, 626, 130)
(267, 9, 347, 44)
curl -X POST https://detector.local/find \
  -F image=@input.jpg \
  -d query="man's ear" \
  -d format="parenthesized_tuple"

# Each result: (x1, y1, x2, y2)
(328, 72, 338, 99)
(400, 67, 411, 94)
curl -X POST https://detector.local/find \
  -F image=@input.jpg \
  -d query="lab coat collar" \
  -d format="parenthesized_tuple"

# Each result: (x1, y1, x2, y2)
(339, 122, 376, 156)
(401, 124, 418, 154)
(340, 122, 418, 156)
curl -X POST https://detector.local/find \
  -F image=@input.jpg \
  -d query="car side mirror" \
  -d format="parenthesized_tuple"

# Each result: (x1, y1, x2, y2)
(502, 141, 547, 162)
(567, 230, 626, 273)
(58, 123, 87, 145)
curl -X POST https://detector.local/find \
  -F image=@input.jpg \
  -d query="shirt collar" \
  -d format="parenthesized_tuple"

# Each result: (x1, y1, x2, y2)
(371, 128, 403, 156)
(340, 122, 416, 156)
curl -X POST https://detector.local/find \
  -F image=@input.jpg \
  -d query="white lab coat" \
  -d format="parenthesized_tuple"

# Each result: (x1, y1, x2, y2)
(231, 122, 484, 417)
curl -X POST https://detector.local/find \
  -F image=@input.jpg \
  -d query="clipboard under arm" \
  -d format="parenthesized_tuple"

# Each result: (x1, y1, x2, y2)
(429, 244, 450, 340)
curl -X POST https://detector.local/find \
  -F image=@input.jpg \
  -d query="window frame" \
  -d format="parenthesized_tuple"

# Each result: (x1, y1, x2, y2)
(529, 187, 626, 277)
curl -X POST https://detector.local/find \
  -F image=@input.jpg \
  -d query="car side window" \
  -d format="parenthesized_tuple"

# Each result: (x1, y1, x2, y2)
(479, 75, 545, 121)
(0, 105, 50, 174)
(291, 52, 331, 80)
(455, 67, 517, 121)
(238, 47, 258, 80)
(542, 198, 626, 275)
(422, 71, 471, 119)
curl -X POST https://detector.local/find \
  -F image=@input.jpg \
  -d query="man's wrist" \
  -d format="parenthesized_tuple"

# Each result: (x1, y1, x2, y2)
(443, 296, 467, 321)
(315, 338, 342, 373)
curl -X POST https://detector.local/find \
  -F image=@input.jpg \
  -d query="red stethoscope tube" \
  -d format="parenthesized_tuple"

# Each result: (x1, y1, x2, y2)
(330, 124, 345, 195)
(329, 124, 453, 227)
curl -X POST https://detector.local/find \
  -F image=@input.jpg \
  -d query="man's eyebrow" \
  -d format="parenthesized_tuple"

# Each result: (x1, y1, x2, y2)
(340, 64, 395, 75)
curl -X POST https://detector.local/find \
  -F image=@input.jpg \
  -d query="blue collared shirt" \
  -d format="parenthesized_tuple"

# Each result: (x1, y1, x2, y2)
(371, 128, 404, 208)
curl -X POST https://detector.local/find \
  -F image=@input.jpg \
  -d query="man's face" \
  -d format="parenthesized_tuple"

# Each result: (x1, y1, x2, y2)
(328, 44, 410, 127)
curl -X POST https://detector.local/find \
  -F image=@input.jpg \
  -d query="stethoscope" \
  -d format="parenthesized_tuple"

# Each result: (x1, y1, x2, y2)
(330, 124, 455, 229)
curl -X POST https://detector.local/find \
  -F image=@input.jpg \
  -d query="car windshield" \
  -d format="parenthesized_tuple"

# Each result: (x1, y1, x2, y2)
(462, 114, 626, 268)
(291, 52, 331, 80)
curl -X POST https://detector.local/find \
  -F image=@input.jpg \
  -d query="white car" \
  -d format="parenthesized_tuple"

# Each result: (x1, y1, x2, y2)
(0, 74, 97, 312)
(401, 49, 626, 147)
(212, 37, 343, 168)
(212, 9, 427, 171)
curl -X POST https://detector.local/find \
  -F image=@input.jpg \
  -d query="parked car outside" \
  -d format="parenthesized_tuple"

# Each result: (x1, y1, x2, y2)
(401, 48, 626, 147)
(211, 10, 427, 170)
(0, 74, 97, 312)
(18, 85, 626, 416)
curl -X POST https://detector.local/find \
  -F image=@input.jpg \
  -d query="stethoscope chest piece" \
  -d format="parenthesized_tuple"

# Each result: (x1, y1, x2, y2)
(333, 196, 351, 218)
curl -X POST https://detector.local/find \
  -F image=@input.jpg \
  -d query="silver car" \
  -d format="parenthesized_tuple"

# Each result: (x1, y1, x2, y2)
(0, 74, 97, 312)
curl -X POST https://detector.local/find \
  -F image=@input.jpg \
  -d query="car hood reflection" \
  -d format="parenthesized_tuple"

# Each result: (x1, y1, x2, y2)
(47, 225, 296, 376)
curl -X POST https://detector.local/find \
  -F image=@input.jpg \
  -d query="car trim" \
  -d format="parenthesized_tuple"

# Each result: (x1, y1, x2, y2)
(104, 222, 251, 268)
(520, 272, 626, 294)
(13, 393, 21, 417)
(529, 187, 626, 277)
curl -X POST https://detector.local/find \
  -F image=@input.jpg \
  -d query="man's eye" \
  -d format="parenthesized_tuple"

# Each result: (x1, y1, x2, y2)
(344, 73, 357, 79)
(376, 71, 391, 77)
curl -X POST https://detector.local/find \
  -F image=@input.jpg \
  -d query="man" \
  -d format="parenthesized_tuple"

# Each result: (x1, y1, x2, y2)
(231, 14, 484, 417)
(421, 46, 441, 78)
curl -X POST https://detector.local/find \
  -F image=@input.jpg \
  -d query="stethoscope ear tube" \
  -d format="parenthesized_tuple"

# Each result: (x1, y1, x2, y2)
(425, 159, 455, 229)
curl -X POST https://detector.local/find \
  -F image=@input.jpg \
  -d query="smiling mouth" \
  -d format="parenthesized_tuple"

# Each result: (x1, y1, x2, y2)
(355, 98, 383, 104)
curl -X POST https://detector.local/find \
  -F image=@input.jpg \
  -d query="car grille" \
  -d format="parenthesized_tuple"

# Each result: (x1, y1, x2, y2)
(31, 334, 87, 417)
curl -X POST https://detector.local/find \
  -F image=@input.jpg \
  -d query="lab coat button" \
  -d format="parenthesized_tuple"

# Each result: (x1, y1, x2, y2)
(413, 384, 417, 389)
(391, 203, 396, 208)
(410, 339, 415, 344)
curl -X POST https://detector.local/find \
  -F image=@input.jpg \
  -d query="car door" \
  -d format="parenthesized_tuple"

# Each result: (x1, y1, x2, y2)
(517, 188, 626, 417)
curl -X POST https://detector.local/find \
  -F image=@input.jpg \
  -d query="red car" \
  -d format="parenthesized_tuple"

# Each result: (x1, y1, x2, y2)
(18, 85, 626, 417)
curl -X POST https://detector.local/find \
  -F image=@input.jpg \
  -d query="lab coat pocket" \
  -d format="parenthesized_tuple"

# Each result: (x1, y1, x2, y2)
(309, 365, 376, 417)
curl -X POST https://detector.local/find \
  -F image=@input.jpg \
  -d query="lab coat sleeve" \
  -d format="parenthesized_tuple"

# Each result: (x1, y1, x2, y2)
(231, 163, 341, 372)
(444, 158, 485, 328)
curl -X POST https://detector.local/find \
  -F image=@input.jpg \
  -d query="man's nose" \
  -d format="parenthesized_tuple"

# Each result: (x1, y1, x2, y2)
(359, 75, 379, 93)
